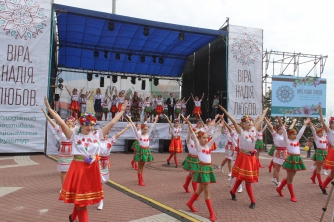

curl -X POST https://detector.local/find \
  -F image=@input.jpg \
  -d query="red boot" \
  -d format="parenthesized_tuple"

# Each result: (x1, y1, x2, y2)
(138, 174, 145, 186)
(131, 160, 135, 169)
(268, 160, 273, 173)
(186, 193, 199, 212)
(134, 162, 138, 170)
(259, 162, 264, 168)
(174, 155, 178, 168)
(316, 174, 323, 187)
(310, 170, 316, 184)
(205, 199, 216, 222)
(183, 175, 192, 193)
(322, 176, 333, 190)
(167, 154, 173, 165)
(191, 180, 198, 193)
(287, 183, 297, 202)
(276, 178, 287, 197)
(77, 207, 88, 222)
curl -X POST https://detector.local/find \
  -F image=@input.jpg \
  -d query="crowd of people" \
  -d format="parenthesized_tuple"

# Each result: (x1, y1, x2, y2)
(44, 92, 334, 222)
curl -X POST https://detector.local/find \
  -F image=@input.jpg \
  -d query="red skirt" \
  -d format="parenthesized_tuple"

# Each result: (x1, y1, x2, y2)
(192, 107, 202, 115)
(59, 159, 104, 206)
(232, 151, 259, 183)
(169, 136, 183, 153)
(118, 103, 123, 112)
(323, 148, 334, 170)
(155, 105, 163, 114)
(70, 101, 79, 112)
(110, 105, 118, 113)
(208, 137, 217, 150)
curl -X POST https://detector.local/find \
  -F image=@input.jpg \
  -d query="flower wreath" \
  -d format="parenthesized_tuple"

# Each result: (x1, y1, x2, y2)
(78, 113, 97, 125)
(241, 115, 253, 124)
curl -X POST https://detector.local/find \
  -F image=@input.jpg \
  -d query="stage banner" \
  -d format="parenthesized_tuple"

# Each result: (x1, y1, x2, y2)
(227, 25, 263, 120)
(46, 122, 228, 154)
(0, 0, 52, 152)
(271, 75, 326, 117)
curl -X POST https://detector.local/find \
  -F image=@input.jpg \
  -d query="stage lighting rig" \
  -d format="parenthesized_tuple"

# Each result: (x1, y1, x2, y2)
(94, 50, 99, 58)
(154, 78, 159, 86)
(143, 27, 150, 36)
(131, 77, 136, 85)
(108, 21, 114, 31)
(128, 53, 132, 61)
(104, 50, 108, 59)
(179, 32, 185, 41)
(58, 78, 63, 83)
(95, 74, 99, 77)
(141, 80, 146, 90)
(152, 56, 156, 63)
(87, 73, 93, 81)
(159, 57, 164, 64)
(100, 77, 104, 87)
(140, 56, 145, 63)
(115, 53, 121, 60)
(112, 75, 117, 83)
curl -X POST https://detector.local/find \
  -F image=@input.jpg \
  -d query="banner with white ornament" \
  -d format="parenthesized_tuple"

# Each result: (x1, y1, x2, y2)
(0, 0, 52, 153)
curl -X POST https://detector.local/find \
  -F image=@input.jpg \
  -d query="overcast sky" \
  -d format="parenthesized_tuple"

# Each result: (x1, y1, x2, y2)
(54, 0, 334, 115)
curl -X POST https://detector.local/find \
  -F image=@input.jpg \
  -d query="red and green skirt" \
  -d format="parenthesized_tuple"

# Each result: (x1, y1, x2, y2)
(131, 140, 140, 151)
(255, 139, 265, 150)
(169, 137, 183, 153)
(311, 149, 328, 162)
(193, 162, 216, 184)
(134, 146, 154, 162)
(59, 158, 103, 207)
(268, 144, 276, 156)
(282, 155, 306, 171)
(232, 151, 259, 183)
(182, 154, 199, 172)
(323, 148, 334, 170)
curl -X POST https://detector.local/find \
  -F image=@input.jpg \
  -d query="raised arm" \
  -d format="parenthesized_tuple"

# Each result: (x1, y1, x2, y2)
(163, 114, 173, 128)
(254, 108, 269, 131)
(289, 118, 297, 129)
(180, 115, 190, 128)
(219, 105, 241, 134)
(319, 104, 329, 132)
(201, 92, 205, 100)
(181, 114, 201, 152)
(65, 86, 71, 95)
(261, 124, 268, 133)
(44, 96, 73, 139)
(296, 118, 310, 141)
(126, 115, 140, 139)
(114, 123, 131, 139)
(191, 93, 195, 101)
(80, 87, 85, 95)
(147, 115, 159, 136)
(101, 100, 127, 136)
(186, 96, 191, 103)
(264, 117, 274, 133)
(207, 118, 224, 147)
(41, 108, 57, 128)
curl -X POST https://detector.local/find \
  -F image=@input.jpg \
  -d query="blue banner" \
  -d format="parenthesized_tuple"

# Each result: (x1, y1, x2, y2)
(271, 75, 326, 117)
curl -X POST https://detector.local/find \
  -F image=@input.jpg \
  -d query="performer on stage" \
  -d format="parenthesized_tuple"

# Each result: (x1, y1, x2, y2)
(318, 104, 333, 195)
(219, 123, 236, 177)
(127, 114, 159, 186)
(97, 123, 130, 210)
(174, 99, 182, 120)
(65, 86, 83, 119)
(276, 117, 309, 202)
(155, 95, 164, 118)
(309, 121, 328, 188)
(131, 92, 140, 122)
(93, 88, 103, 120)
(163, 102, 168, 116)
(182, 114, 224, 222)
(182, 126, 199, 194)
(219, 105, 268, 209)
(41, 109, 78, 189)
(211, 94, 219, 119)
(181, 96, 191, 118)
(101, 97, 110, 121)
(79, 90, 91, 117)
(164, 115, 188, 167)
(166, 93, 176, 121)
(264, 117, 289, 188)
(44, 96, 127, 222)
(109, 95, 118, 119)
(117, 91, 125, 121)
(191, 92, 204, 120)
(144, 97, 152, 122)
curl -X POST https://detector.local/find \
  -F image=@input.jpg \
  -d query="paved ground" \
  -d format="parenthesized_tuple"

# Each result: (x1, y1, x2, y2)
(0, 151, 333, 222)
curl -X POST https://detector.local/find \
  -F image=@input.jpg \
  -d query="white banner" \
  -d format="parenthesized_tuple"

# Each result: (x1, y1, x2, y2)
(228, 25, 263, 120)
(0, 0, 52, 152)
(46, 122, 228, 154)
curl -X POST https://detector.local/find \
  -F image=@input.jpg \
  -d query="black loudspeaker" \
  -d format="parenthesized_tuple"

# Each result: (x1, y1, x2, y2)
(54, 94, 60, 101)
(125, 139, 136, 153)
(159, 139, 171, 153)
(100, 77, 104, 87)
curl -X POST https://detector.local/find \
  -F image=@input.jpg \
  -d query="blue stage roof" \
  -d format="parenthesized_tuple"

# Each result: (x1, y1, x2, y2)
(53, 4, 228, 78)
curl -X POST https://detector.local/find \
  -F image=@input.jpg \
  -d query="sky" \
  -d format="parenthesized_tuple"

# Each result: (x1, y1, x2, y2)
(54, 0, 334, 116)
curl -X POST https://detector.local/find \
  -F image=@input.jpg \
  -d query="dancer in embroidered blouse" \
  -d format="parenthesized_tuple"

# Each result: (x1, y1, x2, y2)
(65, 86, 84, 119)
(309, 121, 328, 190)
(41, 109, 78, 189)
(264, 117, 290, 188)
(144, 97, 151, 122)
(174, 99, 182, 120)
(219, 123, 236, 176)
(97, 123, 131, 210)
(318, 104, 333, 195)
(181, 96, 191, 118)
(79, 90, 91, 117)
(275, 117, 309, 202)
(255, 122, 268, 168)
(182, 126, 199, 194)
(163, 102, 168, 115)
(44, 96, 127, 222)
(191, 92, 204, 120)
(109, 95, 118, 119)
(155, 95, 164, 118)
(204, 116, 220, 152)
(101, 97, 110, 121)
(131, 92, 141, 122)
(219, 105, 268, 209)
(164, 115, 188, 167)
(127, 114, 159, 186)
(182, 114, 224, 222)
(117, 91, 125, 121)
(93, 88, 103, 120)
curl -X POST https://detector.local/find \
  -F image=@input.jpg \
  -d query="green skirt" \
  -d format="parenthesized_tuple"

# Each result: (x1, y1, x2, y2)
(131, 140, 140, 151)
(175, 108, 181, 114)
(163, 110, 168, 115)
(311, 149, 328, 162)
(103, 108, 109, 113)
(282, 155, 306, 171)
(134, 146, 154, 163)
(193, 163, 216, 183)
(144, 107, 151, 113)
(255, 139, 265, 150)
(268, 144, 276, 156)
(182, 154, 200, 172)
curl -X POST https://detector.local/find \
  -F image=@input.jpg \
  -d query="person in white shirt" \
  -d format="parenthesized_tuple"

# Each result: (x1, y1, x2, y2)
(191, 92, 204, 120)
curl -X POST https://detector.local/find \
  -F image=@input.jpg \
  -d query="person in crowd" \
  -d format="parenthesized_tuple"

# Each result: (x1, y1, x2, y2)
(93, 88, 103, 120)
(191, 92, 204, 120)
